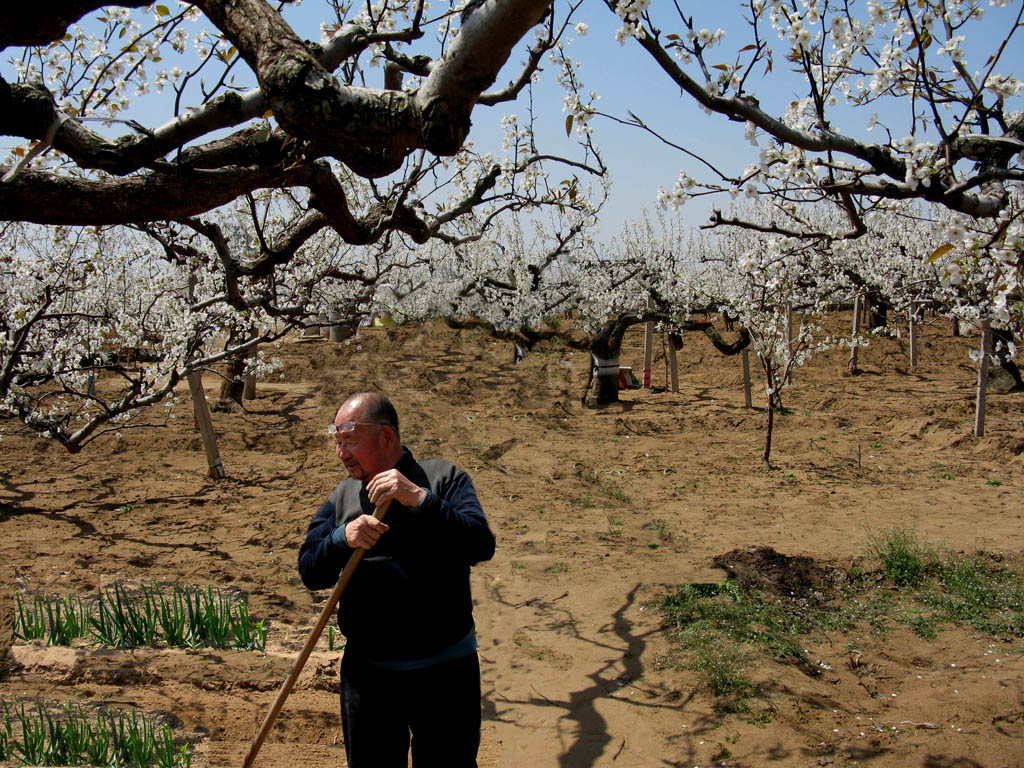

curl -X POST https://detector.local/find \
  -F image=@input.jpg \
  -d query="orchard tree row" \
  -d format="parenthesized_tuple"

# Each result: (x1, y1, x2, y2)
(2, 0, 1022, 457)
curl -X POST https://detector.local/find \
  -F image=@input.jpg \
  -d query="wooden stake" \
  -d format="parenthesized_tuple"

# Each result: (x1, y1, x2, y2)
(669, 340, 679, 393)
(849, 295, 861, 374)
(974, 321, 992, 438)
(909, 303, 918, 367)
(642, 297, 654, 388)
(741, 349, 752, 408)
(243, 500, 392, 768)
(187, 371, 225, 479)
(784, 304, 794, 385)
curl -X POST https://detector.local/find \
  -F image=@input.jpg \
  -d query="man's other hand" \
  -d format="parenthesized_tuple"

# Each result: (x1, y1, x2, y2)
(344, 515, 391, 550)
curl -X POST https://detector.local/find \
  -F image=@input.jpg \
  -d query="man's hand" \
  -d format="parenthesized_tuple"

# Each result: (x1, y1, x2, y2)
(366, 469, 428, 508)
(344, 514, 390, 550)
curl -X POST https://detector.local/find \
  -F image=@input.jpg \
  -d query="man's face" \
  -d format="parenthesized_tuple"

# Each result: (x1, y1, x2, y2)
(333, 402, 395, 482)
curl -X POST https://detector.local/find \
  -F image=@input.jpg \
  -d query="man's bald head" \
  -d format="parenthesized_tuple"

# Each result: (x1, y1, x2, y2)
(340, 392, 400, 441)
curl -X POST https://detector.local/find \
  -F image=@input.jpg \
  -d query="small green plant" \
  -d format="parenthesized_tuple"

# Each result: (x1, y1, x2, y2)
(643, 519, 673, 543)
(13, 591, 92, 645)
(546, 561, 570, 574)
(985, 478, 1003, 487)
(869, 441, 882, 448)
(574, 463, 632, 503)
(328, 625, 346, 651)
(867, 526, 935, 587)
(908, 613, 938, 639)
(0, 699, 190, 768)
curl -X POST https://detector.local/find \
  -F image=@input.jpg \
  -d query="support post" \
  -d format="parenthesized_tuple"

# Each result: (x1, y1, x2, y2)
(742, 349, 752, 408)
(849, 295, 862, 374)
(669, 342, 679, 393)
(909, 303, 919, 367)
(642, 297, 654, 388)
(187, 371, 226, 479)
(974, 321, 992, 438)
(784, 304, 794, 385)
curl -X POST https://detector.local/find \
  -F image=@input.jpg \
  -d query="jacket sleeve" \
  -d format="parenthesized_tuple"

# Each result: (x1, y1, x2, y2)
(414, 470, 495, 566)
(297, 498, 355, 590)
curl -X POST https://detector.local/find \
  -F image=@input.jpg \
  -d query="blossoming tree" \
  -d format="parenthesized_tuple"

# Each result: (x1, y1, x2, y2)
(603, 0, 1023, 328)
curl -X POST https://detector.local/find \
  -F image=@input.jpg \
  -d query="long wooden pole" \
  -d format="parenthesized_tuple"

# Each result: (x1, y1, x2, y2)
(242, 499, 392, 768)
(909, 303, 919, 367)
(668, 339, 679, 393)
(187, 371, 225, 479)
(741, 349, 752, 408)
(974, 321, 992, 438)
(849, 295, 862, 374)
(642, 297, 654, 388)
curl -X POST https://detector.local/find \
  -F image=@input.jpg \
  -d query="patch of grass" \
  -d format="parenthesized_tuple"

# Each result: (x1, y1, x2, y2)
(659, 581, 815, 712)
(573, 463, 633, 503)
(985, 478, 1003, 487)
(867, 526, 936, 587)
(546, 561, 571, 574)
(657, 529, 1024, 721)
(925, 555, 1024, 637)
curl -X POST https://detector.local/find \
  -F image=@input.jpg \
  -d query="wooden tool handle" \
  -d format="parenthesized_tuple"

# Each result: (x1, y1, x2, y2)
(242, 499, 391, 768)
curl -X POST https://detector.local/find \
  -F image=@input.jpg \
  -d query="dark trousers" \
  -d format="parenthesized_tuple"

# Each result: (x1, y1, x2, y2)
(339, 650, 481, 768)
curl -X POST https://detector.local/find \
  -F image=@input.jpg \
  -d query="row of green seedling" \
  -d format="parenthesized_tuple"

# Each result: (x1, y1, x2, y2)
(13, 581, 266, 651)
(0, 699, 191, 767)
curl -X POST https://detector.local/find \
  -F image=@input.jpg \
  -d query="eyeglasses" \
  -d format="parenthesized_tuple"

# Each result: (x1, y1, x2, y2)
(327, 421, 393, 445)
(327, 421, 390, 436)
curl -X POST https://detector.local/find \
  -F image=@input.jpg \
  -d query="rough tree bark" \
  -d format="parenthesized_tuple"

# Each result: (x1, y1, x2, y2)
(214, 354, 247, 413)
(0, 0, 557, 242)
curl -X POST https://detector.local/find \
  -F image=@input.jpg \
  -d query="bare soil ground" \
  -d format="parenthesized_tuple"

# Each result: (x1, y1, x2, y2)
(2, 313, 1023, 768)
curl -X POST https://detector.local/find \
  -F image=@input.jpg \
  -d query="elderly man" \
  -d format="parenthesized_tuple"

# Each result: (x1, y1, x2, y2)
(298, 391, 495, 768)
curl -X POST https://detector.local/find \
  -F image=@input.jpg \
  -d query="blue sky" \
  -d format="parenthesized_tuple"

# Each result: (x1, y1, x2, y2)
(3, 2, 1022, 243)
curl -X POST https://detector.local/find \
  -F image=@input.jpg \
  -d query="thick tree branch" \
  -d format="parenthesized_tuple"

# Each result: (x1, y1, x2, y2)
(0, 2, 149, 47)
(0, 163, 311, 225)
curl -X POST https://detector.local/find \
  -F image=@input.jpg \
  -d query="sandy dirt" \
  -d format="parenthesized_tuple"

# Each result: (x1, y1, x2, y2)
(2, 314, 1023, 768)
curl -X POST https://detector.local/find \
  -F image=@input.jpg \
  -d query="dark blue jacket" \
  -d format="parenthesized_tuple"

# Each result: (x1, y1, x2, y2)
(298, 448, 495, 660)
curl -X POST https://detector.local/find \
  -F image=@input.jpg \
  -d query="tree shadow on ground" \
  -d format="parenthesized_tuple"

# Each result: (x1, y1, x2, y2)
(484, 583, 718, 768)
